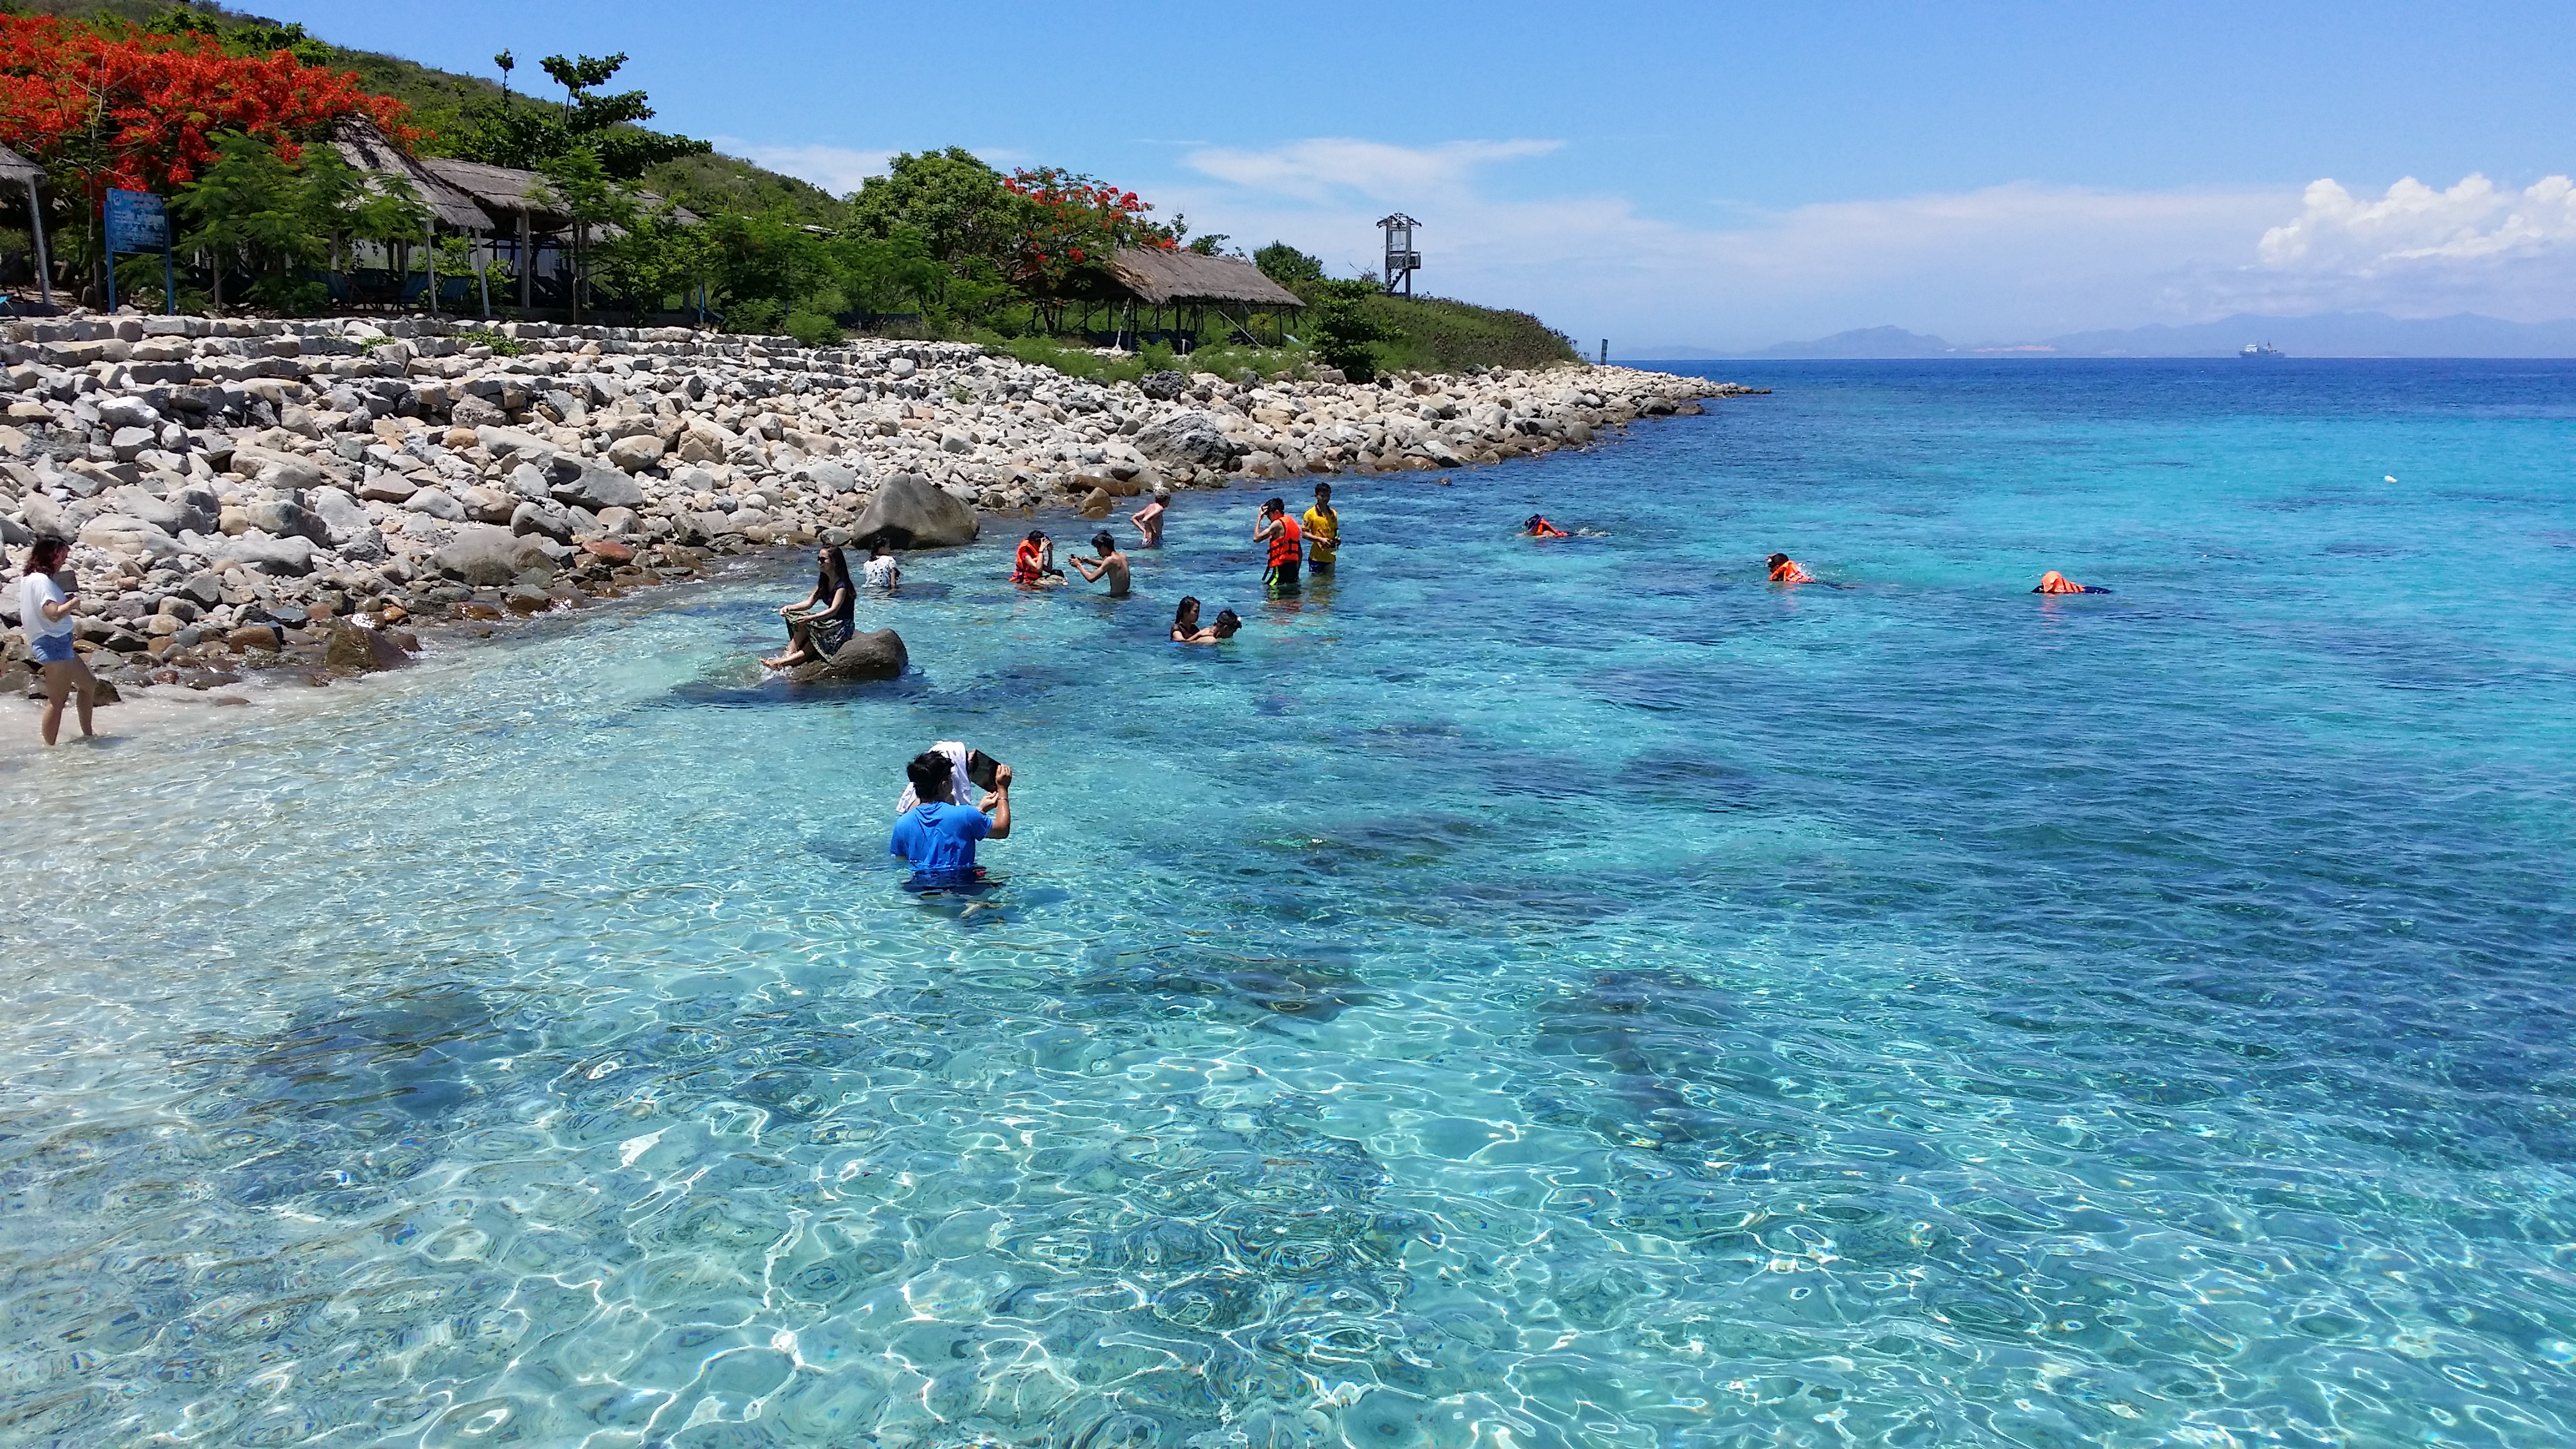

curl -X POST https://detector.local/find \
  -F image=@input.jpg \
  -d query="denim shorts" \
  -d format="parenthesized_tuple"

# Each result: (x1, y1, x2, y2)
(27, 633, 74, 666)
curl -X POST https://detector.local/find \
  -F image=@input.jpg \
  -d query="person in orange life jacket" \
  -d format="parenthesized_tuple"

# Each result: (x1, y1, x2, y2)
(2033, 570, 2110, 595)
(1766, 552, 1815, 583)
(1013, 530, 1063, 585)
(1254, 497, 1302, 595)
(890, 748, 1012, 885)
(1523, 514, 1570, 538)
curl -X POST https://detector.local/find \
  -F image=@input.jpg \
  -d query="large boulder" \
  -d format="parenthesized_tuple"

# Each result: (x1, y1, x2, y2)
(605, 434, 666, 472)
(852, 471, 978, 548)
(78, 514, 179, 560)
(323, 619, 413, 674)
(510, 499, 572, 542)
(784, 628, 907, 685)
(1134, 411, 1244, 470)
(434, 524, 554, 585)
(307, 486, 371, 544)
(1138, 370, 1188, 401)
(202, 530, 316, 576)
(105, 483, 218, 537)
(474, 425, 555, 461)
(546, 456, 647, 511)
(800, 461, 859, 497)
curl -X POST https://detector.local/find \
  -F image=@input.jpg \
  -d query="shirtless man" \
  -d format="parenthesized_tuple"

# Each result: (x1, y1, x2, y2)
(1130, 490, 1169, 547)
(1070, 530, 1131, 597)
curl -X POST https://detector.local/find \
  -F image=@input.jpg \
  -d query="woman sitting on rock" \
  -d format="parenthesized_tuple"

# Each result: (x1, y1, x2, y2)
(766, 545, 855, 668)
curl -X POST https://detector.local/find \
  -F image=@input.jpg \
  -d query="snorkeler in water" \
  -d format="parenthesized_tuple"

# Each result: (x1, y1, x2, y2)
(2033, 570, 2111, 595)
(1523, 514, 1570, 538)
(1766, 552, 1815, 583)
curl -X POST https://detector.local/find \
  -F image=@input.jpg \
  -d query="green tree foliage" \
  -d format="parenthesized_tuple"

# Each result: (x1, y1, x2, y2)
(847, 149, 1020, 267)
(450, 51, 708, 180)
(1255, 242, 1327, 288)
(537, 145, 635, 321)
(172, 131, 426, 313)
(1308, 278, 1400, 381)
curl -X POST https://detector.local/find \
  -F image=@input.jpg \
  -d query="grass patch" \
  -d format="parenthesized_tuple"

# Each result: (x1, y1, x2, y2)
(450, 326, 525, 355)
(1359, 293, 1578, 373)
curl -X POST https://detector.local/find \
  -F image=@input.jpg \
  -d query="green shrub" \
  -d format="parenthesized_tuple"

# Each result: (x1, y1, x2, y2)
(784, 308, 844, 348)
(449, 327, 527, 354)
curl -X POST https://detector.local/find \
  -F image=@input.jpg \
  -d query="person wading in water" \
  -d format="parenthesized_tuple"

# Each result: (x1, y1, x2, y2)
(1254, 497, 1302, 596)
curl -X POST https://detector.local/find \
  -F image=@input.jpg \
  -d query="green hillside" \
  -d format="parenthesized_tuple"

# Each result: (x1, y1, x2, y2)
(4, 0, 841, 220)
(5, 0, 1581, 374)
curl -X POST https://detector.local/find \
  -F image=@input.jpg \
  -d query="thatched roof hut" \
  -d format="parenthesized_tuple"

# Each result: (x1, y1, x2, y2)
(1105, 248, 1304, 309)
(332, 118, 485, 231)
(0, 143, 42, 188)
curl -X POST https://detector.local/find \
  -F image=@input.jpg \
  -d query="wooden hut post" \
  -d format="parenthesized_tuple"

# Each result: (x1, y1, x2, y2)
(23, 177, 49, 307)
(517, 212, 532, 314)
(477, 233, 490, 319)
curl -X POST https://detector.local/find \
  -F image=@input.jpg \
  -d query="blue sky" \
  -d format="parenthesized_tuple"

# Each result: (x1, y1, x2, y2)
(266, 1, 2576, 348)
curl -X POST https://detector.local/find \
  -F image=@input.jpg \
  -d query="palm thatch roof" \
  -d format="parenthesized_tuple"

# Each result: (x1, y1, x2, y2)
(0, 144, 42, 187)
(1106, 248, 1304, 308)
(333, 118, 487, 231)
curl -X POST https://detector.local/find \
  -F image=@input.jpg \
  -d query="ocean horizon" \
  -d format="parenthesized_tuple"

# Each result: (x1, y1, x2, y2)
(3, 356, 2570, 1448)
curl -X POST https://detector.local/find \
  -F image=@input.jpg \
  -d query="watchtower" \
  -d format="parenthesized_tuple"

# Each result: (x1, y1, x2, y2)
(1377, 213, 1421, 297)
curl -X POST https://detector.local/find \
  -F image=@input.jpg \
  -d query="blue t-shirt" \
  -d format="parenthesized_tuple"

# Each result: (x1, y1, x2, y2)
(890, 802, 991, 879)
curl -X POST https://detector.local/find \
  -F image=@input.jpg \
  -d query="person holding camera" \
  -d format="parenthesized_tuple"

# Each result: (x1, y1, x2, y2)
(891, 746, 1012, 886)
(16, 536, 99, 746)
(1070, 531, 1131, 597)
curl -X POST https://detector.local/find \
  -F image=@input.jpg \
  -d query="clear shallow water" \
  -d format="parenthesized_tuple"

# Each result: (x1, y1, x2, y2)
(2, 358, 2573, 1449)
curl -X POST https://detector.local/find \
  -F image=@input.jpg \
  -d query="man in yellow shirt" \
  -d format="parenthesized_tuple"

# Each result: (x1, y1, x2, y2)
(1301, 482, 1341, 575)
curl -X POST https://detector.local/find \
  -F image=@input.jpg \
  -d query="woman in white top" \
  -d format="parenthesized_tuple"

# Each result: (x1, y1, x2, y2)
(17, 536, 98, 745)
(861, 540, 900, 592)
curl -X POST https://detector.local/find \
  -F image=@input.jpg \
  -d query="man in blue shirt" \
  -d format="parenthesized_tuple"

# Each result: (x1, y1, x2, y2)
(890, 749, 1012, 884)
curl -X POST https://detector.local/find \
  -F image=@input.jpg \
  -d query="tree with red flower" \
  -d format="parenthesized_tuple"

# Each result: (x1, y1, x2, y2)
(1000, 167, 1178, 331)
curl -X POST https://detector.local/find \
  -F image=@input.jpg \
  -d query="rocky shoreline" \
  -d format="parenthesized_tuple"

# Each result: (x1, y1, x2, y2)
(0, 313, 1750, 703)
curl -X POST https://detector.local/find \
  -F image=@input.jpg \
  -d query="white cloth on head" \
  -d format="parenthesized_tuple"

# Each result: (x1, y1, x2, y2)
(894, 740, 975, 815)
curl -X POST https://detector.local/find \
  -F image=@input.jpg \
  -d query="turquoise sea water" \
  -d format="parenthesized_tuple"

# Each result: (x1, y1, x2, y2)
(3, 359, 2573, 1449)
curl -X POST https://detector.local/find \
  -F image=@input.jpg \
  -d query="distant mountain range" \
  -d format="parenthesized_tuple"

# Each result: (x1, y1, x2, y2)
(1641, 312, 2576, 359)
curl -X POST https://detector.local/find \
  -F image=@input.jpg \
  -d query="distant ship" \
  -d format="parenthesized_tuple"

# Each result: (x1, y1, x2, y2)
(2240, 341, 2284, 358)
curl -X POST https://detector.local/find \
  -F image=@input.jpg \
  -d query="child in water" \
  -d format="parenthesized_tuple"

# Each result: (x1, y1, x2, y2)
(1767, 553, 1815, 583)
(1523, 515, 1571, 538)
(2033, 570, 2110, 595)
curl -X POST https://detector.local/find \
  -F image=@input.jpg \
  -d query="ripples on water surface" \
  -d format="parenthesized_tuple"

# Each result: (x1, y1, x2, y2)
(2, 359, 2572, 1448)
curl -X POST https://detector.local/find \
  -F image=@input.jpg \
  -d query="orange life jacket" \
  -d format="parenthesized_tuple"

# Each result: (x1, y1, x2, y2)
(1267, 515, 1302, 567)
(1014, 540, 1043, 580)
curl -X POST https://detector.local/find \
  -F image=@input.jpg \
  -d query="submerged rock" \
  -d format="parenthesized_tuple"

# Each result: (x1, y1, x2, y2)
(784, 628, 907, 684)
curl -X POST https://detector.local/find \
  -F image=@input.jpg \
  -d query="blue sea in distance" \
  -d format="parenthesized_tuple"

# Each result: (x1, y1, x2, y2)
(2, 358, 2573, 1449)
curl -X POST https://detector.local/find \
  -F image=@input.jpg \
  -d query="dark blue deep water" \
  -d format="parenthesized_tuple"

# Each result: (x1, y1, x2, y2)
(2, 358, 2571, 1448)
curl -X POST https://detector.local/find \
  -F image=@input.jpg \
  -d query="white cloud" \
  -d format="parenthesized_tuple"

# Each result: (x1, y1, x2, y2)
(1184, 137, 1560, 205)
(711, 140, 891, 197)
(2260, 174, 2576, 269)
(1166, 139, 2576, 346)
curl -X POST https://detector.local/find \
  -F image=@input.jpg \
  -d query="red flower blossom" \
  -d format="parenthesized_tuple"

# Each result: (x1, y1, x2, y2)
(0, 14, 413, 199)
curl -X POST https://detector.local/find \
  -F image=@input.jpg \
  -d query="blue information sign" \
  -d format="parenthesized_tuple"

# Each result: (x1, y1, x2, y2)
(104, 188, 167, 252)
